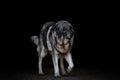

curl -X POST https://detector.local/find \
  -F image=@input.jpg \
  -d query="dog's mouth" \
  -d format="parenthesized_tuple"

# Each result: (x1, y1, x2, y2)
(55, 38, 70, 53)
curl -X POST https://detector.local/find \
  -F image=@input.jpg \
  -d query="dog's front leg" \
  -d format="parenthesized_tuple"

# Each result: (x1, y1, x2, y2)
(60, 56, 67, 76)
(65, 53, 74, 73)
(52, 50, 60, 77)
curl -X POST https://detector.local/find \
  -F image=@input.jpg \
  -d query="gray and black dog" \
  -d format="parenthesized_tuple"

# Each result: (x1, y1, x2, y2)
(31, 20, 75, 77)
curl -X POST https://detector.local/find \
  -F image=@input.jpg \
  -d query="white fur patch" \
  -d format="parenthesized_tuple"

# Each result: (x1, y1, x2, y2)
(47, 26, 52, 51)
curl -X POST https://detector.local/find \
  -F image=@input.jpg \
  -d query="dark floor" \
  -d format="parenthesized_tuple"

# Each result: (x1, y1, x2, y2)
(0, 68, 120, 80)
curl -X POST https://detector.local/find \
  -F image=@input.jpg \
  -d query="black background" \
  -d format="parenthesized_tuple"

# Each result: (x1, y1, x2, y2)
(0, 3, 119, 73)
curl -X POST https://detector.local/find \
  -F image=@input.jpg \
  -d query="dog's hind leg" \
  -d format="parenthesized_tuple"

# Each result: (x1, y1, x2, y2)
(38, 46, 47, 75)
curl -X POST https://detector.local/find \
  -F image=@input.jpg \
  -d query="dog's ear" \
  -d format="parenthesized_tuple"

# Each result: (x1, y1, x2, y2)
(31, 35, 39, 45)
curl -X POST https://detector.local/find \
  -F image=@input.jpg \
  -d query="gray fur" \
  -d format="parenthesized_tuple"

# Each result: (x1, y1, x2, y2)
(31, 20, 74, 77)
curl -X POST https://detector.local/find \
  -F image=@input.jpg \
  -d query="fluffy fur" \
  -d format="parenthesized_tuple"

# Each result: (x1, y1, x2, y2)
(31, 20, 74, 77)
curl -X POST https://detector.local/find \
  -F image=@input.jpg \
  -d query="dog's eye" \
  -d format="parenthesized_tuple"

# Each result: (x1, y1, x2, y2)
(64, 31, 71, 38)
(66, 33, 71, 39)
(57, 30, 60, 33)
(56, 33, 61, 39)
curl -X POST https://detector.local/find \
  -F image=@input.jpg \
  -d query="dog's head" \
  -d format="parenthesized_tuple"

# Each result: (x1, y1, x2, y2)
(53, 20, 74, 53)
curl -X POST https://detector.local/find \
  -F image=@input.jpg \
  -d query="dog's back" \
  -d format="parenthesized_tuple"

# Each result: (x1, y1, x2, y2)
(40, 22, 55, 51)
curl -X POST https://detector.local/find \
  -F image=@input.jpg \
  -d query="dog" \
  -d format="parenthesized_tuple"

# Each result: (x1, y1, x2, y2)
(31, 20, 75, 77)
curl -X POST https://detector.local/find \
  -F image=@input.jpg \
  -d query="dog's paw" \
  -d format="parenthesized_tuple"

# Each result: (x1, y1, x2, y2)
(54, 74, 61, 78)
(62, 73, 68, 76)
(38, 72, 45, 76)
(67, 67, 73, 73)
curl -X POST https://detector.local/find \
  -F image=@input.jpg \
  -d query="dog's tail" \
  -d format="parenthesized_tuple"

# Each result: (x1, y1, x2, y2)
(31, 35, 40, 46)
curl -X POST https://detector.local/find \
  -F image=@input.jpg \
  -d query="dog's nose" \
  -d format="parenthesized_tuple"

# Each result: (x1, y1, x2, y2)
(57, 39, 64, 45)
(59, 35, 63, 39)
